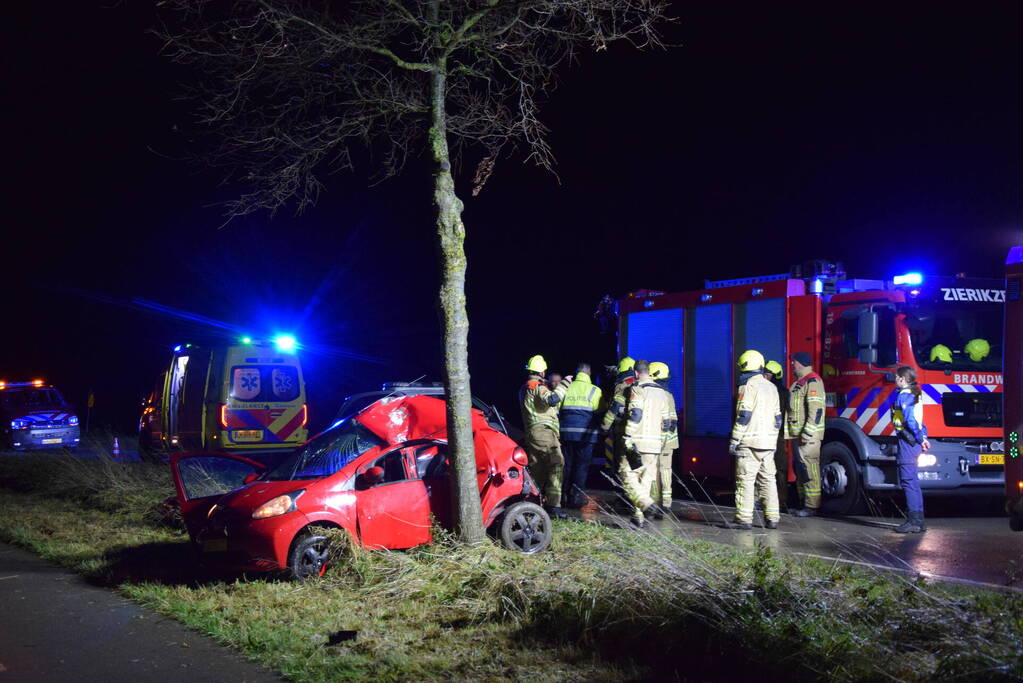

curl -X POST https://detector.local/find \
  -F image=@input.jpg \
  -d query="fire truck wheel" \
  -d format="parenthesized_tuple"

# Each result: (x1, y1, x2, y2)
(496, 501, 552, 554)
(819, 442, 864, 516)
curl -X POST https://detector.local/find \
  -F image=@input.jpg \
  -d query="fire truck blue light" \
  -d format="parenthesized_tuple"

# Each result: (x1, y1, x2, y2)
(893, 272, 923, 286)
(274, 334, 297, 351)
(811, 278, 824, 294)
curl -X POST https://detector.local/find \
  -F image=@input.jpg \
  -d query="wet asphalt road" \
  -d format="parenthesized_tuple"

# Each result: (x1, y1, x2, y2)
(574, 491, 1023, 592)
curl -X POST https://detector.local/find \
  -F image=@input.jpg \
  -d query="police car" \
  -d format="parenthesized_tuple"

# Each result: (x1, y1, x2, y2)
(1, 380, 81, 450)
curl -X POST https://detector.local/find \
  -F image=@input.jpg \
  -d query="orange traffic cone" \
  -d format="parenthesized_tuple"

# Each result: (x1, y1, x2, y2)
(112, 437, 121, 459)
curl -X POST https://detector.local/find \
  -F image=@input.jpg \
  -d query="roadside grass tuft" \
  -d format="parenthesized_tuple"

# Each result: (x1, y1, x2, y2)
(0, 453, 1020, 681)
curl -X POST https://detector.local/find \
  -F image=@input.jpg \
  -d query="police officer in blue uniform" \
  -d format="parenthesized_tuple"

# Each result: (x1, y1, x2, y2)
(892, 366, 931, 533)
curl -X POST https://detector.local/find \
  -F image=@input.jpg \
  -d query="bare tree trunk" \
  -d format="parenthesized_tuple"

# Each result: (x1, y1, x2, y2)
(430, 58, 485, 545)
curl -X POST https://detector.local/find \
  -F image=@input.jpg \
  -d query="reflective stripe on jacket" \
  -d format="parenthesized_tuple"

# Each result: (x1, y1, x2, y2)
(601, 371, 636, 435)
(560, 372, 603, 443)
(892, 387, 926, 444)
(731, 372, 782, 451)
(519, 375, 570, 432)
(786, 371, 825, 440)
(625, 380, 676, 455)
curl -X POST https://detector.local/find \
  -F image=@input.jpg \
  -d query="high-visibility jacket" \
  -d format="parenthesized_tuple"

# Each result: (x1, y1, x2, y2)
(786, 371, 825, 441)
(600, 370, 636, 435)
(731, 372, 782, 451)
(892, 387, 927, 445)
(519, 374, 571, 432)
(624, 380, 677, 455)
(559, 372, 603, 443)
(658, 381, 680, 452)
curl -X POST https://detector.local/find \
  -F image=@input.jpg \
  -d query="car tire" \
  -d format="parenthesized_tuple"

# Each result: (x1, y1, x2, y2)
(819, 441, 864, 516)
(496, 501, 552, 554)
(287, 533, 331, 580)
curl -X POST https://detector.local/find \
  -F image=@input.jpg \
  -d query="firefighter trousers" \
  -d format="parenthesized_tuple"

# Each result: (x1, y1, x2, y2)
(774, 439, 789, 512)
(619, 449, 658, 515)
(655, 449, 673, 507)
(795, 439, 822, 510)
(734, 446, 780, 524)
(525, 425, 564, 507)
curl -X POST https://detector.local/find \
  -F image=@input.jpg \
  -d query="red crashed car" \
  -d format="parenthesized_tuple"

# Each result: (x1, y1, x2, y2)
(170, 394, 552, 578)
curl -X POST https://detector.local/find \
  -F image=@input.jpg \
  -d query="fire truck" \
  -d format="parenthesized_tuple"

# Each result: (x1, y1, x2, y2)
(1005, 246, 1023, 531)
(616, 261, 1005, 514)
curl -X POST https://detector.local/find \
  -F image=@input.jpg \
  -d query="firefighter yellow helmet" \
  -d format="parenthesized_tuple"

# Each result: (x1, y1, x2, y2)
(650, 361, 670, 380)
(737, 349, 765, 372)
(964, 338, 990, 362)
(526, 354, 547, 373)
(930, 344, 953, 364)
(764, 360, 783, 376)
(617, 356, 635, 374)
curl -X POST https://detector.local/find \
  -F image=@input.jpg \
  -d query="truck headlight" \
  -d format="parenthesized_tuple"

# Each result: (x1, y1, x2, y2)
(917, 453, 937, 468)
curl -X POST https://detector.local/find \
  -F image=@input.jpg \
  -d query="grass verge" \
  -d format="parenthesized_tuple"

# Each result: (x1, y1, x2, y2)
(0, 453, 1020, 682)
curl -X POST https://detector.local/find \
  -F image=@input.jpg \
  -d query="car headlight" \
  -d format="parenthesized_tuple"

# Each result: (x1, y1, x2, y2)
(252, 490, 304, 519)
(67, 416, 79, 426)
(10, 419, 28, 430)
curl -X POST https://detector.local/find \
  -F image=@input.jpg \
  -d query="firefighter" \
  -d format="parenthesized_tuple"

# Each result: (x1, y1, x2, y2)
(786, 351, 826, 517)
(649, 361, 679, 515)
(764, 360, 790, 513)
(891, 366, 931, 533)
(724, 350, 782, 530)
(964, 338, 990, 363)
(519, 355, 572, 518)
(601, 356, 637, 477)
(559, 363, 603, 508)
(619, 360, 674, 527)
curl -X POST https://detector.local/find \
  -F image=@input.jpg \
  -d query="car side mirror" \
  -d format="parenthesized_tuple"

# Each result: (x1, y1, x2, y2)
(243, 473, 259, 485)
(857, 309, 879, 348)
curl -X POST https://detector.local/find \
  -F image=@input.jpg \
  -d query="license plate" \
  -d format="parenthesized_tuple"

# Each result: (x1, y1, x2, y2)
(979, 453, 1004, 465)
(232, 429, 262, 441)
(203, 538, 228, 553)
(41, 438, 62, 444)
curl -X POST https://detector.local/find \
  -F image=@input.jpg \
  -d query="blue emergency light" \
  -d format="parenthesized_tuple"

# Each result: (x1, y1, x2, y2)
(893, 272, 923, 286)
(1008, 246, 1023, 265)
(240, 336, 252, 344)
(274, 334, 298, 352)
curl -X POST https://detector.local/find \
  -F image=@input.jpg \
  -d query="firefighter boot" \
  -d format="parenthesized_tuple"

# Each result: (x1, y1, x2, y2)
(721, 520, 754, 530)
(792, 507, 818, 517)
(545, 506, 568, 520)
(894, 510, 926, 533)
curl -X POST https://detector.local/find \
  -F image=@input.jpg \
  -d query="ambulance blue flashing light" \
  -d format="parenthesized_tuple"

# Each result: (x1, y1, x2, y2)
(893, 272, 923, 286)
(274, 334, 298, 352)
(173, 345, 182, 352)
(240, 336, 252, 344)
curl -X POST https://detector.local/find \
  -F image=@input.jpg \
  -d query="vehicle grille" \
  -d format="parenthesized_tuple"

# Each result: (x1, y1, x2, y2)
(941, 393, 1001, 428)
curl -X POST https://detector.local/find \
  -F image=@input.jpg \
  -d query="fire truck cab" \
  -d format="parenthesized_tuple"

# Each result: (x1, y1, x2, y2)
(617, 262, 1005, 514)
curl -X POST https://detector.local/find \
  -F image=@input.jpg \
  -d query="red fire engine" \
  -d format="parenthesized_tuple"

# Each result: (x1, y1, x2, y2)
(617, 261, 1005, 514)
(1005, 246, 1023, 531)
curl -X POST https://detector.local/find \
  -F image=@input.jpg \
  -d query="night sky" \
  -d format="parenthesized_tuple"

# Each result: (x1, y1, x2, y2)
(4, 2, 1022, 432)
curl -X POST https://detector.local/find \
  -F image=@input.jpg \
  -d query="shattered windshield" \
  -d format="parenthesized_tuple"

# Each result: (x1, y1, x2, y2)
(906, 304, 1002, 371)
(263, 418, 385, 481)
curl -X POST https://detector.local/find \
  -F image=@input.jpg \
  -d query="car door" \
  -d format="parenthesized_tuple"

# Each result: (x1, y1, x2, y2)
(354, 445, 433, 549)
(169, 452, 266, 541)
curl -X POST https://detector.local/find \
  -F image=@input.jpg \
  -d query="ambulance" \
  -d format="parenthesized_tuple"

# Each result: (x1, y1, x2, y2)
(140, 337, 308, 459)
(616, 261, 1005, 514)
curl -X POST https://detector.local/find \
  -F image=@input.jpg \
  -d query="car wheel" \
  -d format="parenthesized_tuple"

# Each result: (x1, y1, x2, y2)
(496, 501, 552, 554)
(819, 441, 864, 516)
(287, 533, 331, 580)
